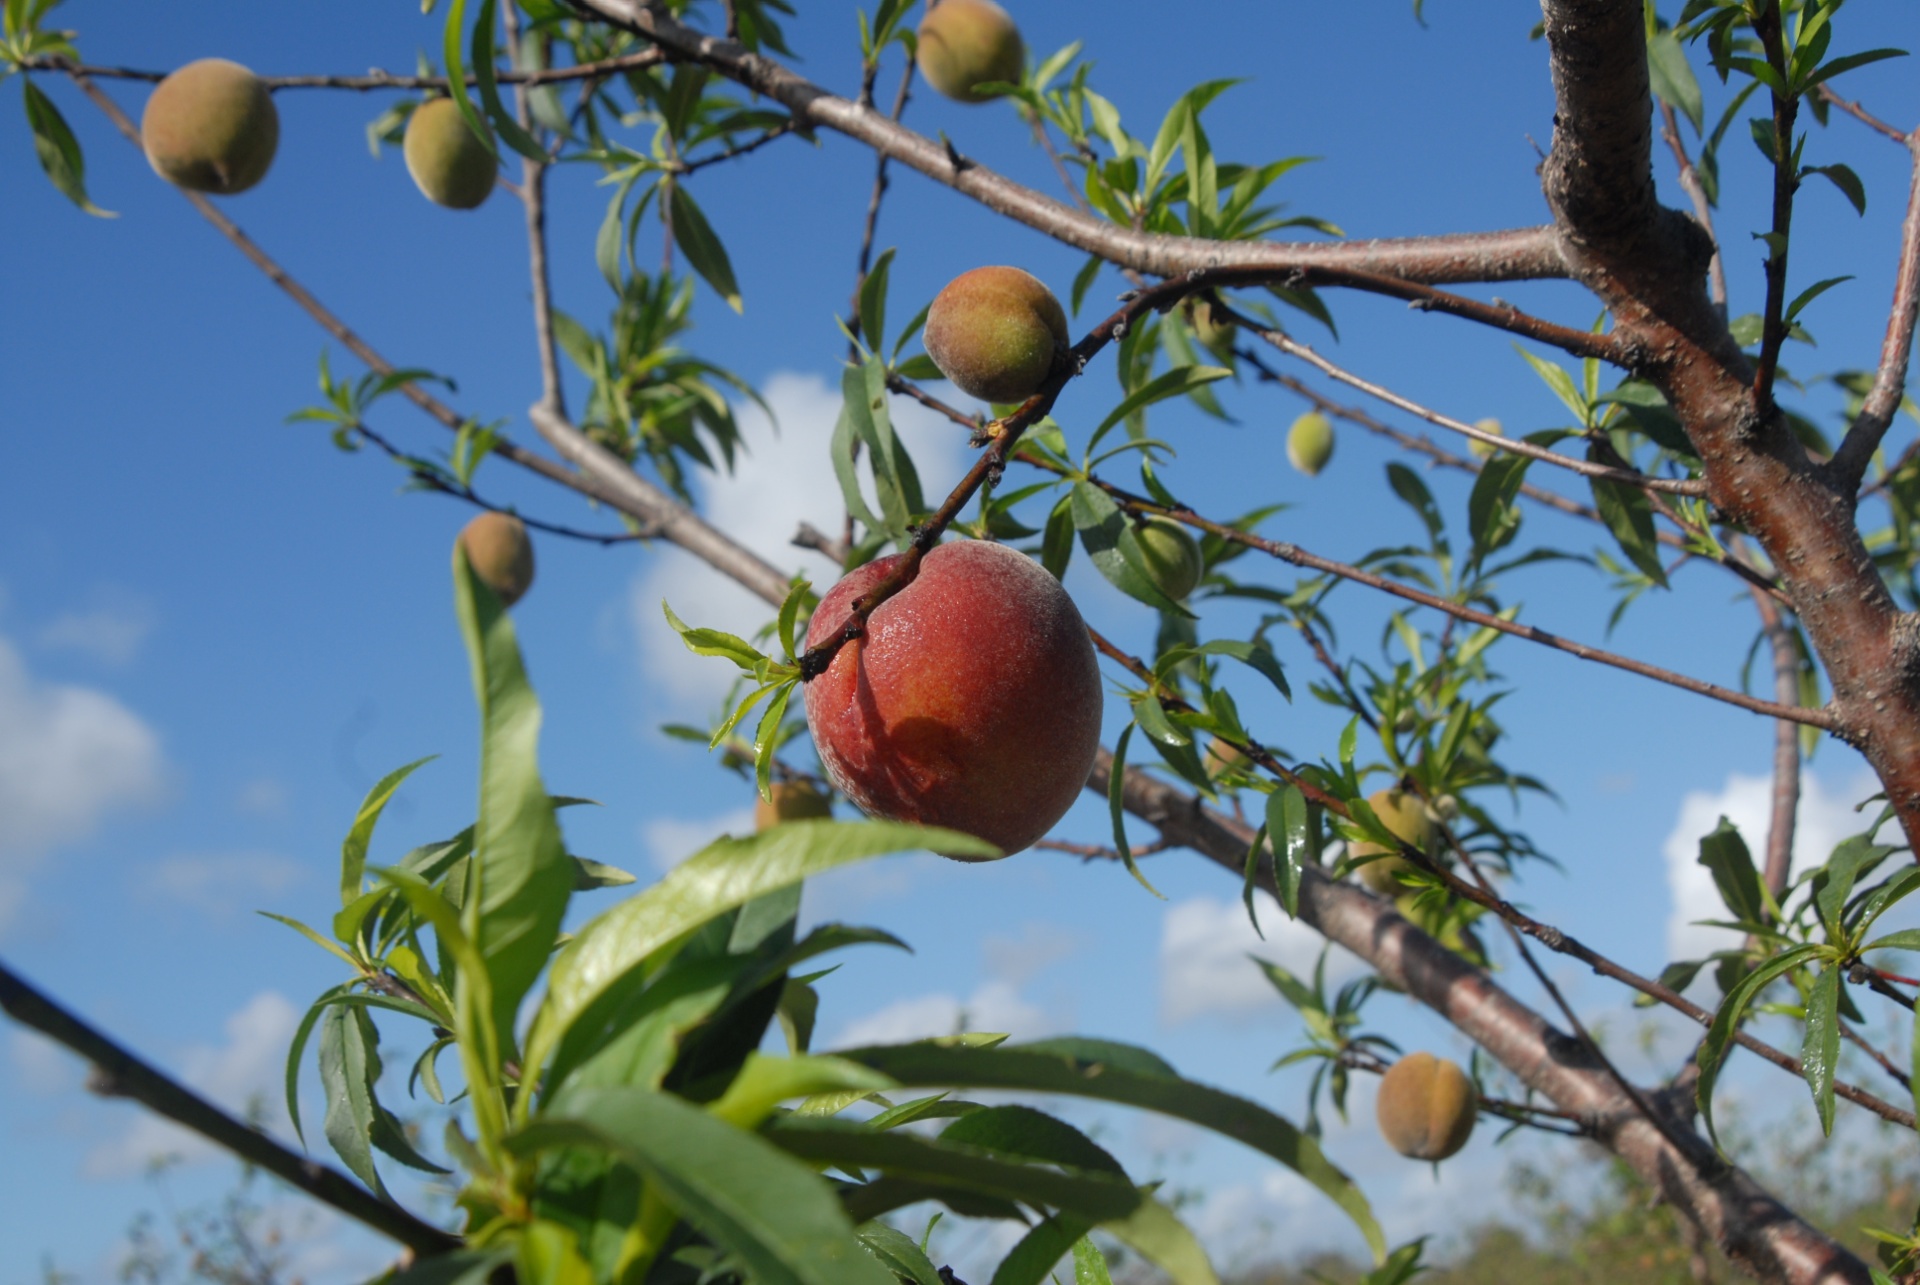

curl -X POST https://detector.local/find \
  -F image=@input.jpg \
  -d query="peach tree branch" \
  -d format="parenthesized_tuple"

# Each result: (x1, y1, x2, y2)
(0, 959, 458, 1258)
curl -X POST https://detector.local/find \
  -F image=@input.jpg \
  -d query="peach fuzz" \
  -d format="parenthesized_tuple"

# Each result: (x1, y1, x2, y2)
(802, 540, 1102, 857)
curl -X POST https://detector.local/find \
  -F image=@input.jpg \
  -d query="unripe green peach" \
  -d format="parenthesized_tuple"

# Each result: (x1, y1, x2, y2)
(141, 59, 279, 195)
(1351, 787, 1434, 895)
(1134, 516, 1204, 602)
(1376, 1052, 1477, 1160)
(1183, 299, 1236, 360)
(803, 539, 1102, 857)
(755, 781, 834, 830)
(404, 98, 497, 210)
(923, 266, 1068, 405)
(1287, 412, 1335, 476)
(916, 0, 1024, 104)
(1468, 417, 1504, 459)
(1205, 737, 1250, 781)
(458, 512, 535, 607)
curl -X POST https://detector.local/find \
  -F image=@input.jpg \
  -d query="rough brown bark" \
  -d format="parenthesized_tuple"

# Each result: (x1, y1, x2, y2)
(1538, 0, 1920, 851)
(1093, 753, 1873, 1285)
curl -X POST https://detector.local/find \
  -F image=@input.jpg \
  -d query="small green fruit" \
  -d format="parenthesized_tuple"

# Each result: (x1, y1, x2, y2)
(1287, 412, 1335, 476)
(916, 0, 1024, 104)
(141, 59, 279, 195)
(458, 512, 535, 606)
(1376, 1052, 1477, 1160)
(1351, 786, 1434, 895)
(404, 98, 497, 210)
(923, 266, 1068, 405)
(1183, 300, 1236, 360)
(1468, 417, 1504, 459)
(1134, 516, 1204, 602)
(756, 781, 834, 830)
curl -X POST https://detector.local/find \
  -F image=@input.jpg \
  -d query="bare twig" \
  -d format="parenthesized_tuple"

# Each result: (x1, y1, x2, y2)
(1816, 85, 1914, 146)
(1831, 130, 1920, 490)
(506, 8, 566, 422)
(567, 0, 1572, 286)
(1658, 99, 1728, 313)
(0, 959, 458, 1257)
(1032, 837, 1173, 862)
(1223, 307, 1708, 497)
(22, 49, 667, 90)
(1749, 579, 1804, 896)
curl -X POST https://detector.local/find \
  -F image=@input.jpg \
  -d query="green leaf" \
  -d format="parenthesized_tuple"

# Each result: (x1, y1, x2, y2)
(1861, 928, 1920, 955)
(1588, 454, 1667, 587)
(1696, 942, 1821, 1148)
(1467, 453, 1530, 563)
(662, 601, 770, 673)
(285, 984, 350, 1146)
(1104, 723, 1163, 899)
(1697, 819, 1766, 927)
(940, 1104, 1127, 1176)
(470, 0, 549, 161)
(667, 181, 744, 313)
(992, 1214, 1092, 1285)
(859, 247, 895, 354)
(21, 79, 112, 216)
(836, 1041, 1385, 1263)
(1648, 29, 1703, 132)
(1086, 365, 1231, 456)
(530, 821, 997, 1093)
(338, 756, 436, 910)
(1102, 1196, 1220, 1285)
(1515, 346, 1589, 424)
(1801, 965, 1841, 1136)
(1816, 834, 1894, 935)
(318, 1004, 391, 1199)
(454, 544, 575, 1057)
(763, 1117, 1142, 1223)
(1800, 48, 1907, 93)
(1807, 164, 1867, 216)
(858, 1222, 944, 1285)
(1070, 483, 1193, 616)
(511, 1087, 896, 1285)
(1073, 1236, 1117, 1285)
(709, 1052, 898, 1129)
(1268, 786, 1312, 918)
(1196, 639, 1290, 698)
(1784, 275, 1853, 325)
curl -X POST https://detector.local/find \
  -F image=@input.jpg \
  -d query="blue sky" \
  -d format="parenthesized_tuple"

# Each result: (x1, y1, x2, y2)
(3, 1, 1918, 1280)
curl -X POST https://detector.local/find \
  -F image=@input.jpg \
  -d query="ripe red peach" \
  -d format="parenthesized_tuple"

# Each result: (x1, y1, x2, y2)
(923, 267, 1068, 405)
(802, 540, 1102, 857)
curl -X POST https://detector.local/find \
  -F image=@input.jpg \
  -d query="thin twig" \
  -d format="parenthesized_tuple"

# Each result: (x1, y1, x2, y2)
(1749, 9, 1798, 415)
(1749, 577, 1803, 897)
(506, 7, 566, 422)
(1222, 306, 1708, 497)
(0, 959, 458, 1256)
(1830, 129, 1920, 490)
(22, 50, 667, 90)
(1658, 98, 1728, 313)
(1816, 85, 1914, 146)
(1839, 1020, 1911, 1088)
(1032, 837, 1173, 862)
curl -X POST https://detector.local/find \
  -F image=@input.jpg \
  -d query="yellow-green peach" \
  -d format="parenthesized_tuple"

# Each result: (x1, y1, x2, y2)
(1352, 787, 1434, 895)
(458, 513, 535, 607)
(1287, 411, 1335, 475)
(404, 98, 497, 210)
(923, 266, 1068, 405)
(141, 59, 279, 195)
(755, 781, 834, 830)
(1376, 1052, 1477, 1160)
(916, 0, 1024, 103)
(1134, 516, 1204, 602)
(1469, 417, 1504, 459)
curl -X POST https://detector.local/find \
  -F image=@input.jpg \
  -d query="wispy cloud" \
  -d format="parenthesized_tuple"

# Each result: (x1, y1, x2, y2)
(38, 591, 158, 666)
(1159, 890, 1363, 1024)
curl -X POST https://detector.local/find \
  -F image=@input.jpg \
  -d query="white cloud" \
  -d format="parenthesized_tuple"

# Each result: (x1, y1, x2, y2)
(1160, 891, 1363, 1024)
(0, 633, 165, 924)
(142, 851, 306, 917)
(642, 806, 757, 871)
(234, 777, 290, 817)
(1662, 770, 1879, 965)
(37, 592, 157, 666)
(9, 1028, 80, 1095)
(88, 991, 300, 1177)
(631, 371, 967, 711)
(831, 980, 1051, 1048)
